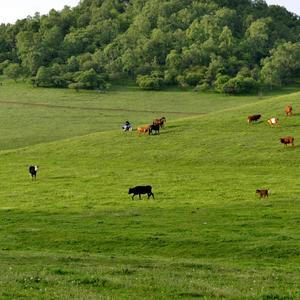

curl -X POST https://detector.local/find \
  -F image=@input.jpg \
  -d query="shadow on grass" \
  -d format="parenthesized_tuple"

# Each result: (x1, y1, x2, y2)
(178, 292, 204, 298)
(49, 175, 77, 180)
(247, 120, 264, 126)
(282, 123, 300, 128)
(278, 145, 298, 150)
(166, 124, 182, 129)
(148, 131, 172, 136)
(287, 112, 300, 117)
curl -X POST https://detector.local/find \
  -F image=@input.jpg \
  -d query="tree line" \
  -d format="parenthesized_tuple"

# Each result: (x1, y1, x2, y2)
(1, 0, 300, 93)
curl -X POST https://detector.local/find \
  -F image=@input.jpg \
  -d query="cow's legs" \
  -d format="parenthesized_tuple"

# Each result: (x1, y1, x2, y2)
(148, 192, 154, 199)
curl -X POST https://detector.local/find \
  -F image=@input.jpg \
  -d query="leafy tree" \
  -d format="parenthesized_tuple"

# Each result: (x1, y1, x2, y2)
(205, 56, 225, 85)
(136, 71, 164, 90)
(35, 66, 53, 87)
(218, 26, 234, 56)
(261, 42, 300, 87)
(67, 56, 79, 72)
(222, 75, 259, 94)
(214, 74, 231, 93)
(3, 63, 23, 81)
(0, 60, 10, 74)
(242, 17, 271, 62)
(69, 69, 109, 90)
(0, 0, 300, 92)
(182, 67, 207, 86)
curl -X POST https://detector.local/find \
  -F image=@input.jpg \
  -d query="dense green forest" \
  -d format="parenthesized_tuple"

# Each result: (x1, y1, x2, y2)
(1, 0, 300, 93)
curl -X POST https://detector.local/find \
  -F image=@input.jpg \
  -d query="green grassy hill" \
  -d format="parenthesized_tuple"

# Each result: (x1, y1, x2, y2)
(0, 83, 299, 299)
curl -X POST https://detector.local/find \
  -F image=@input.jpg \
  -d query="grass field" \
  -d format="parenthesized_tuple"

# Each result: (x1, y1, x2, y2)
(0, 80, 300, 299)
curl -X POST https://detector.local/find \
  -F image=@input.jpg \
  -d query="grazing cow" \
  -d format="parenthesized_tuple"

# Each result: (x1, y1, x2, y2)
(285, 105, 293, 116)
(149, 123, 160, 135)
(247, 114, 261, 123)
(137, 126, 150, 135)
(29, 165, 38, 180)
(128, 185, 154, 200)
(153, 117, 166, 128)
(267, 117, 279, 127)
(280, 136, 294, 147)
(256, 189, 269, 198)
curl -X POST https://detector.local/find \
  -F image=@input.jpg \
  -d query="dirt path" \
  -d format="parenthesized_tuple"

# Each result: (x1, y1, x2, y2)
(0, 100, 205, 116)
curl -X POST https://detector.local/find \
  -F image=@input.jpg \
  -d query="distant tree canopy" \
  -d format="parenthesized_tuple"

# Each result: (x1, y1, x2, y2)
(0, 0, 300, 93)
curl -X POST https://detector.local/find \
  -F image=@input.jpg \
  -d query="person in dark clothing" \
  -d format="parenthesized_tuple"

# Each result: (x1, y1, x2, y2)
(122, 120, 132, 131)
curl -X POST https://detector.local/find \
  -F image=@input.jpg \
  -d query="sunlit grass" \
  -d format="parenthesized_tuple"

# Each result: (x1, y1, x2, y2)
(0, 81, 299, 299)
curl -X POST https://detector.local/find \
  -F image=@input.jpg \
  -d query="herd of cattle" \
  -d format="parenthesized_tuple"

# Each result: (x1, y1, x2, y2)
(29, 105, 296, 200)
(247, 105, 295, 147)
(248, 105, 296, 198)
(137, 117, 166, 135)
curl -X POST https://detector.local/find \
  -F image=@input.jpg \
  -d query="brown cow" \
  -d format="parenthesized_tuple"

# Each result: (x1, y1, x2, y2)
(153, 117, 166, 128)
(247, 114, 261, 123)
(267, 117, 279, 127)
(280, 136, 294, 147)
(137, 126, 150, 135)
(256, 189, 269, 198)
(285, 105, 293, 116)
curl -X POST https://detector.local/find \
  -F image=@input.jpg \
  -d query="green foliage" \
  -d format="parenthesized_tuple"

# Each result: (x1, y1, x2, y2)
(69, 68, 109, 90)
(66, 56, 79, 72)
(222, 75, 259, 94)
(136, 71, 164, 90)
(261, 42, 300, 87)
(35, 64, 69, 88)
(214, 74, 231, 92)
(0, 60, 10, 74)
(194, 82, 210, 92)
(3, 63, 23, 81)
(183, 67, 206, 86)
(1, 0, 300, 91)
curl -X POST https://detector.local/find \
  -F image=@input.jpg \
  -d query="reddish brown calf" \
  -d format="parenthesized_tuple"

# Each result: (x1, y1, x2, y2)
(280, 136, 294, 147)
(256, 189, 269, 198)
(247, 114, 261, 123)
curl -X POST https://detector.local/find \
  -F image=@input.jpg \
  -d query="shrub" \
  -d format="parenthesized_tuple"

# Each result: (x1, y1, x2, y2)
(0, 60, 10, 75)
(69, 69, 109, 90)
(35, 65, 69, 88)
(184, 67, 206, 86)
(194, 82, 210, 92)
(222, 75, 259, 94)
(214, 74, 231, 93)
(3, 63, 24, 81)
(136, 72, 164, 90)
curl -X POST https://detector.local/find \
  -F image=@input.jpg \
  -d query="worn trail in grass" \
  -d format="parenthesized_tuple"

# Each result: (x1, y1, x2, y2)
(0, 80, 295, 150)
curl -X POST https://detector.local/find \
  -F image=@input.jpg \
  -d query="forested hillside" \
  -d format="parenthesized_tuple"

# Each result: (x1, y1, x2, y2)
(1, 0, 300, 93)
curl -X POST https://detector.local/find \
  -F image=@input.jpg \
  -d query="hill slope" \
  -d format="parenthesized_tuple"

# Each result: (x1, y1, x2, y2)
(0, 92, 299, 299)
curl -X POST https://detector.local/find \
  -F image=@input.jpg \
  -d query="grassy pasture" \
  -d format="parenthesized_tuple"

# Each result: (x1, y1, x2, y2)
(0, 79, 297, 150)
(0, 81, 300, 299)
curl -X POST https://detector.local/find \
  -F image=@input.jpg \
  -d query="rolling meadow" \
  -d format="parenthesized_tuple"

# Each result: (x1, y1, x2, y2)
(0, 80, 299, 299)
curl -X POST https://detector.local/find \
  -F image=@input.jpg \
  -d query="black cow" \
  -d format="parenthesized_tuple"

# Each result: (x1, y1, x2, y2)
(128, 185, 154, 200)
(149, 123, 160, 135)
(29, 165, 38, 180)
